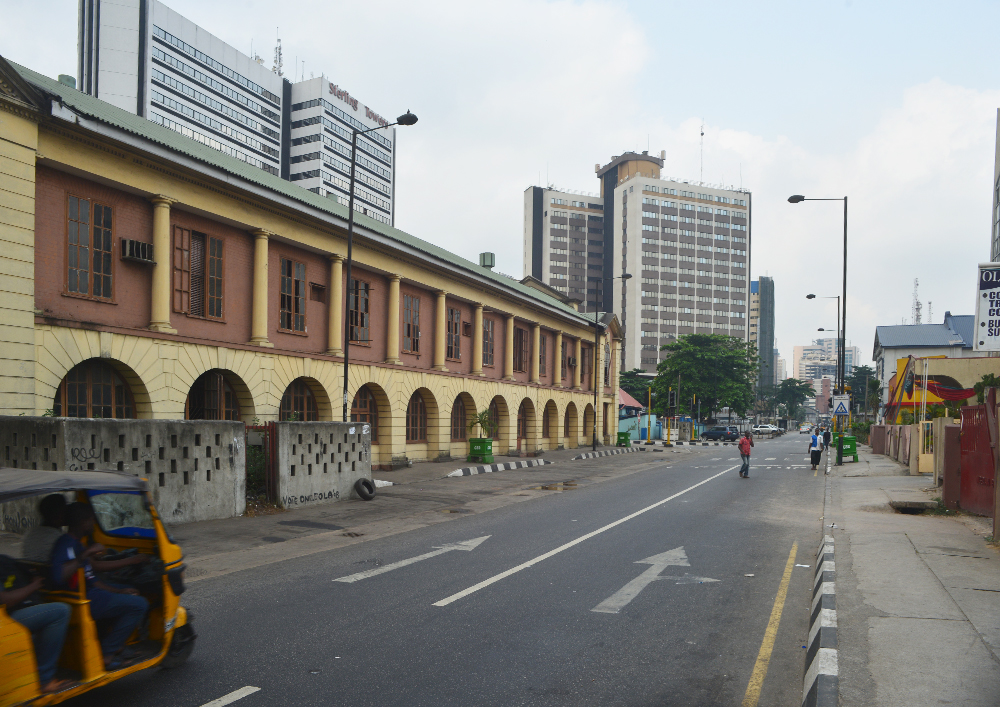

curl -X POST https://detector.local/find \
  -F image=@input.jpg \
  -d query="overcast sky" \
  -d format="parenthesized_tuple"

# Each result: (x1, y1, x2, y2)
(5, 0, 999, 369)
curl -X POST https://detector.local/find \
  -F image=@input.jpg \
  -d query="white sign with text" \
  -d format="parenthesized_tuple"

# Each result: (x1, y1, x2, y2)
(974, 263, 1000, 351)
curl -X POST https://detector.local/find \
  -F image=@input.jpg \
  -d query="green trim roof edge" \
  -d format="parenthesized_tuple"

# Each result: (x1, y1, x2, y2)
(11, 60, 598, 325)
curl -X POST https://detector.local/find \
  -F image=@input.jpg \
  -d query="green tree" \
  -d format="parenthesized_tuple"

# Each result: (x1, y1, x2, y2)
(774, 378, 816, 419)
(974, 373, 1000, 404)
(619, 368, 654, 406)
(651, 334, 758, 420)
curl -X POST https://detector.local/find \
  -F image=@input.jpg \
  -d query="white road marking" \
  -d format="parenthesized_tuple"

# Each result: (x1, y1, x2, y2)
(334, 536, 490, 583)
(658, 573, 720, 585)
(199, 687, 261, 707)
(592, 547, 691, 614)
(765, 457, 776, 460)
(432, 467, 736, 607)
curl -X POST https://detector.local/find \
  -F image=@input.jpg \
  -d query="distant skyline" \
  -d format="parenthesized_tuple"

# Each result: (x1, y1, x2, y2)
(5, 0, 998, 367)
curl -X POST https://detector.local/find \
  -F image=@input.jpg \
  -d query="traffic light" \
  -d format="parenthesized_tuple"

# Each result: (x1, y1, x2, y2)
(667, 389, 677, 408)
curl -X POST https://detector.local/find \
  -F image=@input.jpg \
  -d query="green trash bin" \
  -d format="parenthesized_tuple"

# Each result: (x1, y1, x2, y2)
(841, 435, 858, 462)
(616, 432, 632, 447)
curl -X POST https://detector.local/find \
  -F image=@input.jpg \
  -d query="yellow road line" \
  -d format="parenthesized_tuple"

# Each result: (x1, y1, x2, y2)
(814, 467, 818, 477)
(741, 541, 798, 707)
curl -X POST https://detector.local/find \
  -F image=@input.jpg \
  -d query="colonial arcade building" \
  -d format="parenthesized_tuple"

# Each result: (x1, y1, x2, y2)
(0, 56, 621, 469)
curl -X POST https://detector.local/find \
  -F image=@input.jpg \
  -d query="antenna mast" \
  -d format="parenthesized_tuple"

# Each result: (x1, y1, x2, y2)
(927, 301, 933, 323)
(699, 122, 705, 183)
(911, 278, 922, 325)
(272, 30, 283, 77)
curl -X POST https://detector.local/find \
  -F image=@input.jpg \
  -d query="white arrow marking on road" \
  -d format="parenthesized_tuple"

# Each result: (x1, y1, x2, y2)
(657, 573, 720, 585)
(333, 536, 490, 583)
(592, 546, 695, 614)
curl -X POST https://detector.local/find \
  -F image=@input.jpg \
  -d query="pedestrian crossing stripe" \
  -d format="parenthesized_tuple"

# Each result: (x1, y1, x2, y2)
(833, 401, 849, 415)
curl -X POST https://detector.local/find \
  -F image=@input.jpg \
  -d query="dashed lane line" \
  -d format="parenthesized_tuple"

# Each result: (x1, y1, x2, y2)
(199, 687, 261, 707)
(432, 466, 737, 607)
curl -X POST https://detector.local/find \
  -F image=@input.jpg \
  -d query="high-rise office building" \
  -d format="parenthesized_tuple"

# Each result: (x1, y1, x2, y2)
(523, 151, 751, 373)
(523, 187, 606, 308)
(77, 0, 397, 224)
(793, 338, 859, 382)
(754, 277, 774, 388)
(749, 281, 760, 342)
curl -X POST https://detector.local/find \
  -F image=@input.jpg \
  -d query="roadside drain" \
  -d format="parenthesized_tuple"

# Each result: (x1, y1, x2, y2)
(342, 531, 364, 537)
(441, 509, 472, 514)
(528, 481, 579, 492)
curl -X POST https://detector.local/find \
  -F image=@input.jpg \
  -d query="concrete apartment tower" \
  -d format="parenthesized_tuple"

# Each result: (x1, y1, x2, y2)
(754, 277, 774, 388)
(77, 0, 397, 224)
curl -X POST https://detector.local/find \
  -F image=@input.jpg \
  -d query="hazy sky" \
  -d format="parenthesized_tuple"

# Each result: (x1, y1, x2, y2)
(4, 0, 998, 368)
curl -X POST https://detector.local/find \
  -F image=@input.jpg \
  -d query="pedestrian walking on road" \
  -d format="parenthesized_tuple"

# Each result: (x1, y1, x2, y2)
(738, 431, 754, 478)
(809, 428, 823, 470)
(822, 427, 832, 451)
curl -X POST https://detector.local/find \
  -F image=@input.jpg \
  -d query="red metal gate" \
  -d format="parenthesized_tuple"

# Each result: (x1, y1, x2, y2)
(246, 422, 278, 501)
(959, 406, 996, 516)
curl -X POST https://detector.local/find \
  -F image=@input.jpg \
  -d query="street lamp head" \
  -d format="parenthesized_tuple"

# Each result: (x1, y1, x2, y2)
(806, 294, 816, 299)
(621, 273, 632, 280)
(788, 195, 805, 203)
(818, 328, 827, 331)
(396, 110, 418, 126)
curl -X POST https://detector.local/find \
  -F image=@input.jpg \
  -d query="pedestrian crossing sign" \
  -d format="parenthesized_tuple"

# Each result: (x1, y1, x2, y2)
(832, 395, 850, 416)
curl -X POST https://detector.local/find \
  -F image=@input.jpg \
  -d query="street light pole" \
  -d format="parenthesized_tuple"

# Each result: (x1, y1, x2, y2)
(593, 272, 631, 451)
(341, 111, 418, 422)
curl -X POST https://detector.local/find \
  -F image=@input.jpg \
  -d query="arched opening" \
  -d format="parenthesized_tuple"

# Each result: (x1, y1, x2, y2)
(351, 385, 379, 442)
(279, 378, 319, 421)
(516, 398, 536, 453)
(451, 396, 467, 442)
(405, 388, 441, 461)
(487, 395, 510, 455)
(449, 392, 477, 458)
(406, 391, 427, 443)
(564, 402, 579, 449)
(52, 359, 137, 419)
(542, 400, 559, 450)
(488, 399, 501, 440)
(185, 369, 244, 420)
(583, 404, 596, 447)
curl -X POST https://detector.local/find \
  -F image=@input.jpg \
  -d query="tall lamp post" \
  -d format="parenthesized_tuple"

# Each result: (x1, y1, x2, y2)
(342, 110, 418, 422)
(593, 273, 632, 450)
(789, 194, 848, 402)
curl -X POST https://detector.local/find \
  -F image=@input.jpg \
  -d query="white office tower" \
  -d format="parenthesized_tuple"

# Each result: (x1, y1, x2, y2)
(288, 78, 396, 225)
(596, 152, 750, 373)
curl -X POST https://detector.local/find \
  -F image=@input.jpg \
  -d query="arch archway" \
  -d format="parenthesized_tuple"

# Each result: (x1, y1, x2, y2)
(351, 383, 391, 467)
(583, 403, 596, 448)
(449, 392, 476, 458)
(488, 395, 510, 455)
(542, 399, 559, 450)
(516, 398, 536, 454)
(185, 369, 252, 420)
(52, 358, 144, 419)
(405, 388, 441, 461)
(279, 377, 333, 421)
(563, 402, 579, 449)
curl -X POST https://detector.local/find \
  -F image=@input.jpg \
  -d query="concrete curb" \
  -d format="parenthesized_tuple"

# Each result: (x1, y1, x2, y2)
(374, 479, 394, 487)
(571, 448, 642, 460)
(802, 534, 838, 707)
(446, 459, 553, 477)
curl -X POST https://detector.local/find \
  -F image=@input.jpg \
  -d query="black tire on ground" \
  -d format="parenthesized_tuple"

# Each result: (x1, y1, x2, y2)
(355, 478, 376, 501)
(161, 624, 196, 669)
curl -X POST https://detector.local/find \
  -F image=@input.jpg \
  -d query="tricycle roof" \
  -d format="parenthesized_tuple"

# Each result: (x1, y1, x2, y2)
(0, 467, 148, 503)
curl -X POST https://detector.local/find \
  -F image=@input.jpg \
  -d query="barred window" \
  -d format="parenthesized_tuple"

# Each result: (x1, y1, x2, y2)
(403, 295, 420, 352)
(280, 258, 306, 332)
(67, 196, 114, 299)
(53, 360, 135, 419)
(279, 378, 318, 421)
(351, 386, 378, 443)
(451, 396, 467, 441)
(488, 399, 501, 440)
(539, 333, 547, 375)
(349, 278, 370, 343)
(406, 391, 427, 442)
(513, 327, 528, 373)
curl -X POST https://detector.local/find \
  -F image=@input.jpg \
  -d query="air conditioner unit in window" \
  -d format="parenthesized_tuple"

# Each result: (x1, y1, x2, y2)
(121, 238, 154, 264)
(567, 356, 578, 367)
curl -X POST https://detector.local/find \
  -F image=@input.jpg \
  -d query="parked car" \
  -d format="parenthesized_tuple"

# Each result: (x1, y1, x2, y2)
(702, 426, 740, 441)
(751, 424, 780, 435)
(799, 423, 812, 434)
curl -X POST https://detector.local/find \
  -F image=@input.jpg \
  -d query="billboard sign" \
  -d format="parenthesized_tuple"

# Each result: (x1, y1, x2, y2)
(974, 263, 1000, 351)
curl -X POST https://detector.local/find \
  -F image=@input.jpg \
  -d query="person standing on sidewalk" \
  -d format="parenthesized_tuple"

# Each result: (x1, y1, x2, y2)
(809, 428, 823, 470)
(823, 427, 832, 451)
(738, 431, 754, 478)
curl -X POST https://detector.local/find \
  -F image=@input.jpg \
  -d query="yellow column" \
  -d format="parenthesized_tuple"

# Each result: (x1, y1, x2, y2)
(434, 290, 448, 371)
(472, 303, 484, 375)
(249, 230, 273, 347)
(504, 315, 515, 381)
(385, 275, 401, 364)
(530, 324, 540, 384)
(326, 254, 344, 356)
(148, 196, 176, 333)
(554, 331, 563, 387)
(611, 338, 620, 390)
(573, 338, 582, 390)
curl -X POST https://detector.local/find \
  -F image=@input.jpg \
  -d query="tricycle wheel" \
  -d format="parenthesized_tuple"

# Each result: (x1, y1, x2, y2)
(161, 624, 196, 669)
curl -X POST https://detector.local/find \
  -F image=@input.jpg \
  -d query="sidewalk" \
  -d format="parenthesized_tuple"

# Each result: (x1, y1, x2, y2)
(830, 446, 1000, 706)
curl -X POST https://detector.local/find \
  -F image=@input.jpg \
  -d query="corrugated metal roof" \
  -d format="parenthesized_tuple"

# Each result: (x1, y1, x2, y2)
(12, 61, 596, 325)
(944, 314, 974, 347)
(874, 322, 969, 349)
(618, 388, 644, 408)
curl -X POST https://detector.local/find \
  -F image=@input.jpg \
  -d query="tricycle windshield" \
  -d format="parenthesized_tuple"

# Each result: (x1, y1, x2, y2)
(87, 490, 157, 538)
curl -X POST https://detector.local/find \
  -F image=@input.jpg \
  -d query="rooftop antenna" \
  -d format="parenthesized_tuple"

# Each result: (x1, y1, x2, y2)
(700, 121, 705, 183)
(912, 278, 922, 325)
(272, 30, 283, 77)
(927, 301, 933, 323)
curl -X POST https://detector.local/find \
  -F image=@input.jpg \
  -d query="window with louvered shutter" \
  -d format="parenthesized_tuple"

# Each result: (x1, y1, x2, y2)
(173, 227, 191, 313)
(190, 233, 205, 316)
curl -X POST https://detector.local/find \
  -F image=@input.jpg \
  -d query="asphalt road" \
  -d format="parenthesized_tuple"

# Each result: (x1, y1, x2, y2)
(66, 434, 826, 707)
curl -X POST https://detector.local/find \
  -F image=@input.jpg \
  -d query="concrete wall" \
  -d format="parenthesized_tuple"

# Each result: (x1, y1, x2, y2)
(274, 422, 371, 508)
(0, 416, 245, 529)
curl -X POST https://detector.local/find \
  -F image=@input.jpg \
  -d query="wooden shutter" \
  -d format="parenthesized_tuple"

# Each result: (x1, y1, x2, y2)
(173, 227, 191, 313)
(190, 233, 205, 317)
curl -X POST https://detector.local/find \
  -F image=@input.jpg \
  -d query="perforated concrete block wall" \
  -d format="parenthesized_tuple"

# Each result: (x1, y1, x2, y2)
(274, 422, 372, 508)
(0, 417, 245, 529)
